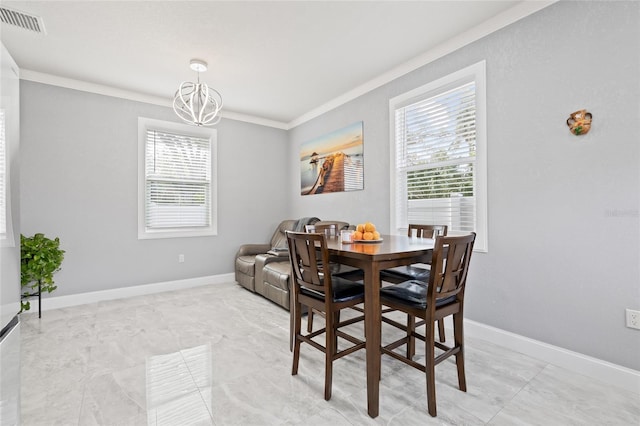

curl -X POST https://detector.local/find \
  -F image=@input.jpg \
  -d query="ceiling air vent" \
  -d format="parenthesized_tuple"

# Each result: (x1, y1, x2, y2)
(0, 6, 46, 34)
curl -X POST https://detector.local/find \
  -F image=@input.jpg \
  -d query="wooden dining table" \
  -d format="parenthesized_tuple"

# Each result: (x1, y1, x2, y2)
(326, 234, 436, 418)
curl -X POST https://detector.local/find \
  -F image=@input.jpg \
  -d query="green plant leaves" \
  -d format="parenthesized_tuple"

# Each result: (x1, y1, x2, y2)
(20, 233, 65, 311)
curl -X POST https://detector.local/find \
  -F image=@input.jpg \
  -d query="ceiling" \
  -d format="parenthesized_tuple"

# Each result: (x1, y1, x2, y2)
(1, 1, 551, 128)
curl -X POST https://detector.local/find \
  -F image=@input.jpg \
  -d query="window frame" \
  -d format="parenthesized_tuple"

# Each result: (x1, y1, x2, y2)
(389, 60, 488, 252)
(0, 109, 8, 243)
(137, 117, 218, 239)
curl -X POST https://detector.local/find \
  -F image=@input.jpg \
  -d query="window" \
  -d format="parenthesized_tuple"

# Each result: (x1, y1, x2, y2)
(390, 61, 487, 251)
(138, 118, 217, 239)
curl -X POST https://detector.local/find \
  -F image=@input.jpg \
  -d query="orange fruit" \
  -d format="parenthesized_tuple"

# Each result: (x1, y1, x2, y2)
(363, 231, 374, 240)
(356, 224, 365, 233)
(373, 231, 380, 240)
(364, 222, 376, 232)
(353, 231, 363, 240)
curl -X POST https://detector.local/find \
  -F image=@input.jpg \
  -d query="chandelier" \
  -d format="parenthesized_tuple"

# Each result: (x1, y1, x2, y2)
(173, 59, 223, 126)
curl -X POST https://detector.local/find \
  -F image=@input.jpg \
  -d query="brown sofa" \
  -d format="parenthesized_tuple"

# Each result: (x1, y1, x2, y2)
(234, 218, 351, 310)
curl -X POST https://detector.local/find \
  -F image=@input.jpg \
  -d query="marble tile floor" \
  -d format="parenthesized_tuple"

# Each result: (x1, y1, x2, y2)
(20, 281, 640, 426)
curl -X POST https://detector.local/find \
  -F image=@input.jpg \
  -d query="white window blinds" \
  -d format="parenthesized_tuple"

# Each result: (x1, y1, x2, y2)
(390, 61, 487, 251)
(138, 117, 217, 239)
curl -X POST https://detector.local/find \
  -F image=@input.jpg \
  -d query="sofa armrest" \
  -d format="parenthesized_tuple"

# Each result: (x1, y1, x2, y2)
(255, 253, 289, 269)
(236, 243, 271, 258)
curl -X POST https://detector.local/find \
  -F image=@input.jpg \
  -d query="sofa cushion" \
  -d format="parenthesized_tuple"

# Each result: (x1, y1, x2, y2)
(262, 261, 291, 291)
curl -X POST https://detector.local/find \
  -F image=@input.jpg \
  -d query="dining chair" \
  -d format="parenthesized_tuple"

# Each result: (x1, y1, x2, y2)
(304, 223, 338, 237)
(380, 224, 448, 342)
(303, 223, 338, 333)
(381, 224, 448, 282)
(286, 230, 366, 400)
(379, 232, 476, 417)
(304, 223, 364, 333)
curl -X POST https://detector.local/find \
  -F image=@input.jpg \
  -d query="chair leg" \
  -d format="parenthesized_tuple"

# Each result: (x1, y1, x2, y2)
(425, 319, 437, 417)
(453, 312, 467, 392)
(307, 306, 314, 332)
(438, 318, 446, 342)
(324, 311, 336, 400)
(333, 311, 340, 355)
(292, 302, 302, 376)
(289, 295, 294, 352)
(407, 314, 416, 359)
(325, 355, 333, 401)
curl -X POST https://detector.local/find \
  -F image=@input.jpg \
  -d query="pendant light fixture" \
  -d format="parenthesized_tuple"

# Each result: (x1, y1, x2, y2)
(173, 59, 223, 126)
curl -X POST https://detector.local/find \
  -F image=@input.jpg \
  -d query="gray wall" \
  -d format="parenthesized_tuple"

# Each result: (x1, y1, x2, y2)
(288, 1, 640, 370)
(20, 82, 289, 295)
(19, 1, 640, 371)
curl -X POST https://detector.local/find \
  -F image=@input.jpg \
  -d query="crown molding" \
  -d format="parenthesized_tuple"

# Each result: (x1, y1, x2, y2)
(19, 1, 555, 131)
(218, 110, 289, 130)
(20, 69, 171, 106)
(287, 0, 557, 129)
(19, 69, 289, 130)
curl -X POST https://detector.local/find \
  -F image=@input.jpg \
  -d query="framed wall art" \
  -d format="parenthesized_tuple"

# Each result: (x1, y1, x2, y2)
(300, 121, 364, 196)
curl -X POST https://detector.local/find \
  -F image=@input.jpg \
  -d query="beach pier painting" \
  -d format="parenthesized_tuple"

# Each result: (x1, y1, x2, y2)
(300, 122, 364, 196)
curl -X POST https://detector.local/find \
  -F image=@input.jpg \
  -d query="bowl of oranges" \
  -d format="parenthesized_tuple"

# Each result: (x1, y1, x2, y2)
(352, 222, 382, 242)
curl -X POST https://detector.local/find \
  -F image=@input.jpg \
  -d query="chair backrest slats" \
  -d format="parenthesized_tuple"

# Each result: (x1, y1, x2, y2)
(428, 233, 475, 302)
(408, 224, 448, 239)
(305, 223, 338, 237)
(287, 231, 331, 295)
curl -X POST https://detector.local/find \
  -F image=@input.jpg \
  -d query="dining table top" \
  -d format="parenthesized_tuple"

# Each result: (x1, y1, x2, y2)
(325, 233, 436, 260)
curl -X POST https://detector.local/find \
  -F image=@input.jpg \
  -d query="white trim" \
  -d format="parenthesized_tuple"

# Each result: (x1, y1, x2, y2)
(464, 319, 640, 395)
(18, 2, 554, 131)
(137, 117, 218, 239)
(22, 271, 639, 395)
(288, 1, 556, 129)
(21, 69, 171, 107)
(389, 60, 488, 252)
(23, 273, 235, 311)
(0, 44, 19, 248)
(219, 110, 289, 130)
(19, 69, 289, 130)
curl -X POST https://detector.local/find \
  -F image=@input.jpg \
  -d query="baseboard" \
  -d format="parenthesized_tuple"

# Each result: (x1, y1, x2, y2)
(464, 319, 640, 395)
(28, 273, 235, 312)
(26, 276, 639, 395)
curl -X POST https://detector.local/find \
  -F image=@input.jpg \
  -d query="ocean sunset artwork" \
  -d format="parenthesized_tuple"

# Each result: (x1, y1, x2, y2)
(300, 121, 364, 196)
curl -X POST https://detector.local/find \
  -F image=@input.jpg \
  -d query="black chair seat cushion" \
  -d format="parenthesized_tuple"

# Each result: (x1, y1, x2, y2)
(300, 276, 364, 303)
(381, 265, 430, 281)
(333, 267, 365, 281)
(380, 280, 456, 310)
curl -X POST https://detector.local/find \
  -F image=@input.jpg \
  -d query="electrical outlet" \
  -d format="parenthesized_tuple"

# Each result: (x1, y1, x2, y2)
(178, 254, 185, 263)
(626, 309, 640, 330)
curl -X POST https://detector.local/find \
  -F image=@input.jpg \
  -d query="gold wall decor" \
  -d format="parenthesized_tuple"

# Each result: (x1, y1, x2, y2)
(567, 109, 592, 135)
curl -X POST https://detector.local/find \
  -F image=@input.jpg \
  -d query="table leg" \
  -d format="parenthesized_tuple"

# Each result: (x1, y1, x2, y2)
(364, 262, 381, 418)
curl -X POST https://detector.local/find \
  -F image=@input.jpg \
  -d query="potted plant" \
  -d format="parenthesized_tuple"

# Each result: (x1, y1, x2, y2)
(20, 233, 65, 317)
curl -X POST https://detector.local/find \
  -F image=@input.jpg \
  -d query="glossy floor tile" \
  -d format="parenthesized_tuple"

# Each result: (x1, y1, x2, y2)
(20, 282, 640, 425)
